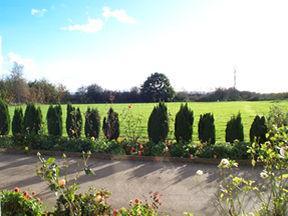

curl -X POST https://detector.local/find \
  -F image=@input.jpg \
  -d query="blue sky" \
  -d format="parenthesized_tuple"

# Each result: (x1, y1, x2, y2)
(0, 0, 288, 93)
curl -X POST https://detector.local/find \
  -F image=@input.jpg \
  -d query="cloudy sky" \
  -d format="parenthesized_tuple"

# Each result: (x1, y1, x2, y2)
(0, 0, 288, 93)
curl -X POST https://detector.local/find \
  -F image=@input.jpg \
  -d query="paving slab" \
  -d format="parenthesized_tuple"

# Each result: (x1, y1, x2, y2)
(0, 153, 262, 215)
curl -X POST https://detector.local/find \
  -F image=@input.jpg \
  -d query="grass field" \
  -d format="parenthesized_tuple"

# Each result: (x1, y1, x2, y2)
(8, 101, 288, 142)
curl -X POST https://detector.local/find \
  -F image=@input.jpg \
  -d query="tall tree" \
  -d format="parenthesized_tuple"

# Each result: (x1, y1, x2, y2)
(0, 99, 10, 135)
(140, 72, 175, 102)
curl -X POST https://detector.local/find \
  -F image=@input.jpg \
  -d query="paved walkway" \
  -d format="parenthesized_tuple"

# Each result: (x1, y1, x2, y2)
(0, 153, 261, 215)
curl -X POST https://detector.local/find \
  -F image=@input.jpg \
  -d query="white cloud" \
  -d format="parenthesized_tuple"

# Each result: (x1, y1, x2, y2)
(61, 19, 104, 33)
(102, 7, 136, 24)
(31, 8, 47, 17)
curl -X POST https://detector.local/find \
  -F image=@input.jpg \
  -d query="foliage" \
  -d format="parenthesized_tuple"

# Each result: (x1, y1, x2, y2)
(198, 113, 216, 144)
(84, 107, 101, 139)
(115, 192, 161, 216)
(12, 107, 24, 137)
(225, 113, 244, 143)
(0, 188, 43, 216)
(121, 104, 143, 143)
(47, 104, 63, 137)
(36, 152, 112, 216)
(66, 104, 82, 138)
(169, 142, 194, 158)
(266, 105, 288, 129)
(216, 126, 288, 216)
(23, 103, 42, 135)
(148, 102, 169, 144)
(102, 107, 120, 141)
(249, 115, 267, 143)
(174, 103, 194, 143)
(140, 72, 175, 102)
(0, 99, 10, 135)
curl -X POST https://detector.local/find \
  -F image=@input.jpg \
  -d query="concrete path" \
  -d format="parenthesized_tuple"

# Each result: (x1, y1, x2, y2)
(0, 153, 261, 215)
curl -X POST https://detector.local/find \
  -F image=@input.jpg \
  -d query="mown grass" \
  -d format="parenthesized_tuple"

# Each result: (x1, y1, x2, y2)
(8, 101, 288, 142)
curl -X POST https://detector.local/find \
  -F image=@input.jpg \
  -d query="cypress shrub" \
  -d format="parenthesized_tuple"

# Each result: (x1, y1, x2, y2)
(174, 103, 194, 143)
(249, 115, 267, 144)
(225, 113, 244, 143)
(198, 113, 216, 144)
(23, 103, 42, 135)
(12, 107, 24, 136)
(0, 99, 10, 135)
(85, 108, 100, 139)
(147, 102, 169, 143)
(47, 104, 63, 137)
(102, 108, 120, 141)
(66, 104, 82, 138)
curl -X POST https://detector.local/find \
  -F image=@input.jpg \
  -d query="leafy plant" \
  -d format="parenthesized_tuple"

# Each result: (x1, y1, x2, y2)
(0, 188, 43, 216)
(174, 103, 194, 143)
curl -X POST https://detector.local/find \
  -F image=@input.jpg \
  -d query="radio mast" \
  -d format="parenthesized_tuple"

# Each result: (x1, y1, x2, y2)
(233, 67, 237, 89)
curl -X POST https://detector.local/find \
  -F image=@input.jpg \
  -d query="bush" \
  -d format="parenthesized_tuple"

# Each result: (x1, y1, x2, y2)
(102, 107, 120, 141)
(23, 103, 42, 135)
(249, 115, 267, 144)
(12, 107, 24, 137)
(47, 104, 63, 137)
(174, 103, 194, 143)
(0, 189, 43, 216)
(66, 104, 82, 138)
(148, 102, 169, 143)
(0, 99, 10, 135)
(225, 113, 244, 143)
(266, 105, 288, 129)
(198, 113, 215, 144)
(85, 108, 100, 139)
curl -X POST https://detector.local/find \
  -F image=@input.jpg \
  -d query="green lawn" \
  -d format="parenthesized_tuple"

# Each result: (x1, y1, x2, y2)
(8, 101, 288, 142)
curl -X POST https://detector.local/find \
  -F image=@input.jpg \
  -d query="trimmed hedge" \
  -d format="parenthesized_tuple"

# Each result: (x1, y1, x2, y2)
(198, 113, 215, 144)
(249, 115, 267, 144)
(225, 113, 244, 143)
(174, 103, 194, 143)
(0, 99, 10, 135)
(148, 102, 169, 143)
(85, 108, 101, 139)
(66, 104, 82, 138)
(102, 108, 120, 141)
(47, 104, 63, 137)
(23, 103, 42, 135)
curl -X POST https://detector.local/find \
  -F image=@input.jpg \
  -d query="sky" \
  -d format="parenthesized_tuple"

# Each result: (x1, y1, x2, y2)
(0, 0, 288, 93)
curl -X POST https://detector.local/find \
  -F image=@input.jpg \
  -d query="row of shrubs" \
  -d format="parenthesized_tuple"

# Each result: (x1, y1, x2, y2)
(0, 100, 268, 144)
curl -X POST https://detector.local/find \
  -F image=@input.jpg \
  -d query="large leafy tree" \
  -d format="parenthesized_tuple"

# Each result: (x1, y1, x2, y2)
(140, 72, 175, 102)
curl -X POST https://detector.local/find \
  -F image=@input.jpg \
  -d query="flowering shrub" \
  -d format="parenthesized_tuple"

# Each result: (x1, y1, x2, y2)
(114, 192, 162, 216)
(216, 126, 288, 215)
(0, 188, 43, 216)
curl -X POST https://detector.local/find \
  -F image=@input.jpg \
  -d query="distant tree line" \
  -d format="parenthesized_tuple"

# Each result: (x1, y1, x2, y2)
(1, 62, 288, 104)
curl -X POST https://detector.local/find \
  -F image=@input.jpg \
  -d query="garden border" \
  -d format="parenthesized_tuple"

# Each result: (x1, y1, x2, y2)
(0, 148, 258, 166)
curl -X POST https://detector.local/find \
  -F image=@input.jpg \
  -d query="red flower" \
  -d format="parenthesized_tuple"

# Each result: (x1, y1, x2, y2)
(139, 144, 143, 150)
(14, 187, 20, 193)
(113, 209, 118, 216)
(131, 147, 136, 153)
(134, 198, 139, 204)
(138, 151, 142, 156)
(23, 191, 28, 197)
